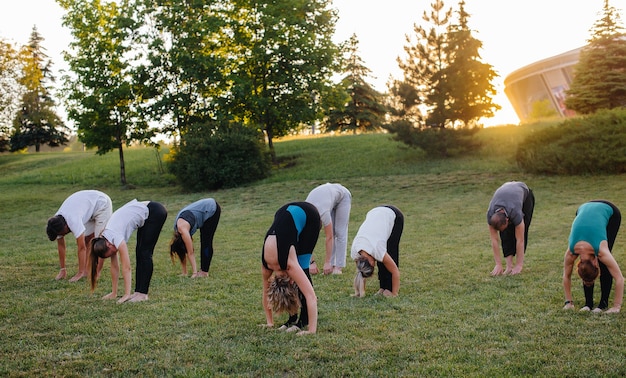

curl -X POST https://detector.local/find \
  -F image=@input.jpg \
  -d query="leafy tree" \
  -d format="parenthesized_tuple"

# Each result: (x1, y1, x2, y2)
(443, 0, 500, 128)
(326, 34, 387, 134)
(224, 0, 340, 159)
(0, 38, 21, 151)
(136, 0, 228, 138)
(58, 0, 153, 185)
(10, 26, 68, 152)
(565, 0, 626, 114)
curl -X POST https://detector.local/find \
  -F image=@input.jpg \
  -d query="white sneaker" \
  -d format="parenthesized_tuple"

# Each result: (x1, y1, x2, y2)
(579, 306, 591, 312)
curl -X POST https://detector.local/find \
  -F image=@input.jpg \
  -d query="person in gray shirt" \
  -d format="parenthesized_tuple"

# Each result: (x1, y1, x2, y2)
(486, 181, 535, 276)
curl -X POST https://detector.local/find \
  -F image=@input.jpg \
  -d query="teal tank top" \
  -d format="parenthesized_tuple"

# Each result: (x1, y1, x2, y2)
(568, 202, 613, 255)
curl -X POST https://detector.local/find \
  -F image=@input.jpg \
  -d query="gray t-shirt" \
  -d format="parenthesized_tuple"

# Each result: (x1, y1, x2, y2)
(486, 181, 529, 226)
(174, 198, 218, 236)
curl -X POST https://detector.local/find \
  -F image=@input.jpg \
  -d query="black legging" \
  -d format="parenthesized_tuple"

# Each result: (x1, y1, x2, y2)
(501, 189, 535, 257)
(584, 200, 621, 309)
(378, 205, 404, 291)
(135, 202, 168, 294)
(200, 203, 221, 273)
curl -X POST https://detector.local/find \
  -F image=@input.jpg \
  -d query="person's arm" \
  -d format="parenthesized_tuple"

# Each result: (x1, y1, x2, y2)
(488, 226, 503, 276)
(261, 266, 274, 327)
(102, 252, 119, 300)
(56, 237, 67, 280)
(322, 222, 334, 274)
(598, 246, 624, 313)
(510, 220, 526, 275)
(381, 253, 400, 296)
(287, 247, 317, 335)
(69, 233, 88, 282)
(117, 241, 133, 303)
(562, 249, 576, 309)
(177, 219, 198, 276)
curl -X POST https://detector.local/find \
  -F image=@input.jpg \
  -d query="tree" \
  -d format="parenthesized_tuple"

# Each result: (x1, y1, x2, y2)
(0, 38, 21, 151)
(58, 0, 153, 185)
(326, 34, 387, 134)
(396, 0, 452, 129)
(136, 0, 229, 138)
(565, 0, 626, 114)
(443, 0, 500, 128)
(224, 0, 340, 159)
(10, 26, 68, 152)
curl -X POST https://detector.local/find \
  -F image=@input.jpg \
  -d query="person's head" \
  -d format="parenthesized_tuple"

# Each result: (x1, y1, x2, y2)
(46, 215, 68, 241)
(578, 258, 600, 287)
(169, 232, 187, 264)
(353, 254, 374, 297)
(266, 274, 300, 314)
(89, 237, 116, 291)
(489, 208, 509, 231)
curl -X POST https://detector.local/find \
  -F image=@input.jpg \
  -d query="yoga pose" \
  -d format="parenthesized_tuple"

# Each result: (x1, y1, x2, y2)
(486, 181, 535, 275)
(261, 202, 321, 335)
(563, 200, 623, 313)
(170, 198, 221, 277)
(351, 206, 404, 297)
(46, 190, 112, 282)
(90, 199, 167, 303)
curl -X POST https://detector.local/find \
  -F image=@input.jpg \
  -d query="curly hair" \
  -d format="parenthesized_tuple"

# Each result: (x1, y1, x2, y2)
(578, 259, 599, 287)
(267, 275, 300, 314)
(169, 232, 187, 264)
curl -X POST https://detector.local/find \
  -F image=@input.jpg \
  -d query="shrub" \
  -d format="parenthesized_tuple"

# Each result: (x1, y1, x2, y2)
(385, 119, 482, 158)
(168, 122, 272, 191)
(516, 109, 626, 174)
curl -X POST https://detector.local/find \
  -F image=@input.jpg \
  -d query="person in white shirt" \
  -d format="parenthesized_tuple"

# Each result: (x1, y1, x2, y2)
(305, 183, 351, 274)
(46, 190, 113, 282)
(89, 199, 167, 303)
(351, 206, 404, 297)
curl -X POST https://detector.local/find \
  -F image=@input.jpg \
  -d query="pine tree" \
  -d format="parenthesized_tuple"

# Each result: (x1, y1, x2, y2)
(326, 34, 387, 134)
(10, 26, 67, 152)
(565, 0, 626, 114)
(443, 0, 500, 128)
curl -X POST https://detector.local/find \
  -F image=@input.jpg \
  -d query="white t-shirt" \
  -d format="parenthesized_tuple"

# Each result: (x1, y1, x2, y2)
(101, 199, 149, 248)
(56, 190, 112, 238)
(305, 183, 351, 226)
(350, 207, 396, 262)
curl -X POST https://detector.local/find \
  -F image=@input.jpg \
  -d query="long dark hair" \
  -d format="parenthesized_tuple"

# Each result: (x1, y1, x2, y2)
(169, 232, 187, 264)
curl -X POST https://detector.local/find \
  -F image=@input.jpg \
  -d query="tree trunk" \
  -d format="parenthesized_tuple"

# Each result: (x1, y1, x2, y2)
(266, 126, 276, 163)
(118, 144, 127, 185)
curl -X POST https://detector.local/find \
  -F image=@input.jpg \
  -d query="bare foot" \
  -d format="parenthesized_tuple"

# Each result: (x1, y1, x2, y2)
(332, 267, 343, 274)
(192, 271, 208, 278)
(69, 272, 87, 282)
(128, 292, 149, 302)
(55, 268, 67, 280)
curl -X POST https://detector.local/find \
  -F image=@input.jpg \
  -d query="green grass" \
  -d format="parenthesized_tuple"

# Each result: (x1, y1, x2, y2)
(2, 126, 626, 377)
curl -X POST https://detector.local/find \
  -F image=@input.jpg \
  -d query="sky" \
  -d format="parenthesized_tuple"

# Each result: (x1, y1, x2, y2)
(0, 0, 620, 126)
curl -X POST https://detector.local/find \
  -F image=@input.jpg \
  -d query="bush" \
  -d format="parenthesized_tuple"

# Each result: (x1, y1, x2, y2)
(385, 120, 482, 158)
(516, 109, 626, 174)
(168, 122, 272, 191)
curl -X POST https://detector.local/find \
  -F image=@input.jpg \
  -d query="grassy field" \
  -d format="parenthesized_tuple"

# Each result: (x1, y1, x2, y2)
(1, 125, 626, 377)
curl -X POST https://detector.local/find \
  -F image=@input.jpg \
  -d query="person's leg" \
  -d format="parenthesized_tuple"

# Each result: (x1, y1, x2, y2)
(134, 202, 168, 295)
(583, 283, 595, 309)
(296, 268, 312, 329)
(500, 225, 516, 271)
(331, 196, 351, 270)
(598, 260, 612, 309)
(521, 189, 535, 251)
(199, 204, 221, 273)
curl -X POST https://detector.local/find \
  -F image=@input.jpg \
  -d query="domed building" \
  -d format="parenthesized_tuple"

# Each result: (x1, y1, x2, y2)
(504, 47, 582, 122)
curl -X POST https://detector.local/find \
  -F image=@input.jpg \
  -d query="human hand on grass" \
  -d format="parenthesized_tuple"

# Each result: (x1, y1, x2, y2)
(563, 302, 575, 310)
(605, 307, 621, 314)
(117, 294, 132, 303)
(490, 264, 504, 276)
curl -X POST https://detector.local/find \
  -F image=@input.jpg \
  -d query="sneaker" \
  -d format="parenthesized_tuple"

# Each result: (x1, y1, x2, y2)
(592, 307, 603, 313)
(286, 325, 301, 333)
(579, 306, 591, 312)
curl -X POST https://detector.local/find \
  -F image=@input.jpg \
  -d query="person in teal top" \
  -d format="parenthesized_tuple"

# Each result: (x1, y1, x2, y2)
(563, 200, 623, 313)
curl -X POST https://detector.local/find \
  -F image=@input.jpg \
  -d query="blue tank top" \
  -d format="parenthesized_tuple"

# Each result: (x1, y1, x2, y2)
(568, 202, 613, 255)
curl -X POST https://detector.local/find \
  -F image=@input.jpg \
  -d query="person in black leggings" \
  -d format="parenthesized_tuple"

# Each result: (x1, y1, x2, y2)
(261, 202, 321, 335)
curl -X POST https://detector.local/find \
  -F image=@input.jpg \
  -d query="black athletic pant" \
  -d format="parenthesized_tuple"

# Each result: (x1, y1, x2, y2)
(378, 205, 404, 291)
(135, 202, 168, 294)
(584, 200, 621, 309)
(200, 203, 221, 273)
(501, 189, 535, 257)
